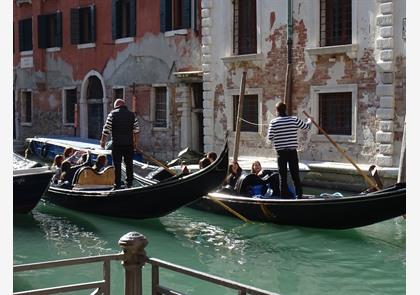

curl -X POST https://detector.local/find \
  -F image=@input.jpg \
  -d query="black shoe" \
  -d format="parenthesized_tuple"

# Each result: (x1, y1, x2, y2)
(296, 195, 303, 199)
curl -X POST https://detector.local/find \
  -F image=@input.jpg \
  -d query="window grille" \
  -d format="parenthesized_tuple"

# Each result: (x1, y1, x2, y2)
(233, 94, 258, 132)
(319, 92, 352, 135)
(154, 87, 167, 128)
(21, 91, 32, 123)
(320, 0, 351, 46)
(233, 0, 256, 55)
(64, 89, 77, 124)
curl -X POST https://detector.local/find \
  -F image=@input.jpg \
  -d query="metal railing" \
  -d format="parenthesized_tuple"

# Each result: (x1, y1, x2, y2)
(14, 232, 279, 295)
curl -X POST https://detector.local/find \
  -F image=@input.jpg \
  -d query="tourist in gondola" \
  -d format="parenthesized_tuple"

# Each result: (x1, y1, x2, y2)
(198, 157, 211, 169)
(250, 161, 271, 178)
(100, 99, 140, 189)
(267, 101, 311, 199)
(92, 154, 108, 173)
(223, 160, 243, 189)
(51, 154, 64, 184)
(206, 151, 217, 163)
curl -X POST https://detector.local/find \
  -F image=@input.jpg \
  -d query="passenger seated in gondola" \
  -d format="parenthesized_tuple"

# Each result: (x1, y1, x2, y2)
(198, 157, 211, 169)
(64, 147, 87, 165)
(57, 161, 72, 188)
(250, 161, 272, 178)
(206, 152, 217, 163)
(51, 154, 64, 184)
(222, 161, 243, 190)
(92, 154, 108, 172)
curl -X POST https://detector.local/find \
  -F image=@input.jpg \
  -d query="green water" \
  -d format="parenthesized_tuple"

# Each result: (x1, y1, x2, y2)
(14, 193, 406, 295)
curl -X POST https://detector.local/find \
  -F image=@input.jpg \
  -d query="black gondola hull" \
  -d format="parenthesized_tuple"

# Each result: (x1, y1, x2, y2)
(191, 183, 406, 229)
(43, 144, 229, 219)
(14, 170, 53, 214)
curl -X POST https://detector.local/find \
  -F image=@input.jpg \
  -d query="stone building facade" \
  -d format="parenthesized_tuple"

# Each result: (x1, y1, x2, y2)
(202, 0, 405, 167)
(13, 0, 204, 160)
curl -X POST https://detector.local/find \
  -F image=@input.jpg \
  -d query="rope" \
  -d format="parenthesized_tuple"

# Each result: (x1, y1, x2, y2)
(239, 118, 270, 127)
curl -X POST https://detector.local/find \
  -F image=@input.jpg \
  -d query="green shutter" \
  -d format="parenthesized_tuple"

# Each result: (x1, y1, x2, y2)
(160, 0, 166, 32)
(70, 8, 80, 44)
(90, 5, 96, 42)
(56, 12, 63, 47)
(182, 0, 191, 29)
(129, 0, 136, 37)
(37, 15, 47, 48)
(19, 20, 24, 51)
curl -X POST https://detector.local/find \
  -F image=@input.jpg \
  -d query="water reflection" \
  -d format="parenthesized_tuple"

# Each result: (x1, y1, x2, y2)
(31, 209, 112, 257)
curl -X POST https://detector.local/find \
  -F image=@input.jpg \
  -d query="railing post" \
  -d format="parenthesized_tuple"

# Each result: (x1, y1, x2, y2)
(119, 232, 148, 295)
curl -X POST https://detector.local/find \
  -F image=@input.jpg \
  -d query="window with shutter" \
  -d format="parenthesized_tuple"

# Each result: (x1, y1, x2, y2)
(64, 89, 77, 124)
(112, 0, 136, 39)
(38, 13, 62, 48)
(233, 0, 257, 55)
(19, 18, 32, 51)
(233, 95, 258, 132)
(71, 6, 96, 45)
(320, 0, 352, 46)
(160, 0, 192, 32)
(21, 91, 32, 124)
(154, 87, 168, 128)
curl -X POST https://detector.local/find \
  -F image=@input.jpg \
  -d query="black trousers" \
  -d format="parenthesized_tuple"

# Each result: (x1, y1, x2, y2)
(276, 149, 303, 198)
(112, 145, 134, 187)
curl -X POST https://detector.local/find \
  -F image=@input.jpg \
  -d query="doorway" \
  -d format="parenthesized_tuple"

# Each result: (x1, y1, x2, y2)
(191, 83, 204, 153)
(86, 76, 104, 139)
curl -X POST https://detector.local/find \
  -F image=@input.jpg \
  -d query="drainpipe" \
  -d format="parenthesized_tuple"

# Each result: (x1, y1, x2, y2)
(284, 0, 293, 114)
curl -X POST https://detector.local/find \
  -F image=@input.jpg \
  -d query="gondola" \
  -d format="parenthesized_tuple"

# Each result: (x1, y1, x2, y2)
(42, 142, 229, 219)
(190, 176, 406, 229)
(13, 153, 53, 214)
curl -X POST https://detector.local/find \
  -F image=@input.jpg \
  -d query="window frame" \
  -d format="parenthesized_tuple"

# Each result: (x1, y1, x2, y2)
(38, 12, 62, 49)
(151, 85, 169, 130)
(226, 88, 263, 136)
(62, 87, 78, 126)
(160, 0, 195, 35)
(112, 0, 136, 41)
(70, 5, 96, 46)
(19, 17, 33, 52)
(20, 90, 33, 126)
(233, 0, 257, 56)
(310, 84, 358, 143)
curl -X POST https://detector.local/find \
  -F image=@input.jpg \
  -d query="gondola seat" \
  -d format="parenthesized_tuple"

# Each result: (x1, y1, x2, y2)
(235, 173, 267, 197)
(72, 166, 115, 190)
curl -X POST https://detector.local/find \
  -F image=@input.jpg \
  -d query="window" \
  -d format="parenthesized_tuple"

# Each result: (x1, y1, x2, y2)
(318, 92, 352, 135)
(113, 88, 125, 102)
(153, 87, 167, 128)
(19, 18, 32, 51)
(71, 6, 96, 45)
(112, 0, 136, 40)
(38, 12, 62, 48)
(233, 94, 258, 132)
(160, 0, 193, 32)
(21, 91, 32, 124)
(233, 0, 256, 55)
(320, 0, 351, 46)
(63, 88, 77, 124)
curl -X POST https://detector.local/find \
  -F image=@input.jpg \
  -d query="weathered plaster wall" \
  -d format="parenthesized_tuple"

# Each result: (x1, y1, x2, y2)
(207, 0, 405, 167)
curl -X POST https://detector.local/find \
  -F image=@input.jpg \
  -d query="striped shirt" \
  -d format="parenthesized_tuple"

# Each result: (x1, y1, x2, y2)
(267, 116, 311, 151)
(102, 106, 140, 145)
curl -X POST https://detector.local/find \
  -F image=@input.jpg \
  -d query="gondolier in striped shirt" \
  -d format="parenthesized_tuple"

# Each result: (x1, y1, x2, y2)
(268, 102, 311, 199)
(100, 99, 140, 189)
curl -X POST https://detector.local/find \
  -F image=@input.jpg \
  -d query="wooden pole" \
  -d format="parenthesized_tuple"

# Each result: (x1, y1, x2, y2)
(233, 71, 247, 162)
(303, 111, 379, 190)
(397, 120, 406, 183)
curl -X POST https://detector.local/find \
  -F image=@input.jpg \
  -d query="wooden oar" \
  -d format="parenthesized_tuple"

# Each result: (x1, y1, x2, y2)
(207, 195, 251, 223)
(303, 111, 379, 190)
(136, 148, 177, 176)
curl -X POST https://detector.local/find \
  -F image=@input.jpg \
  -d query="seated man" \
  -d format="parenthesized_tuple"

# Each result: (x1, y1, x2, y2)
(93, 154, 108, 172)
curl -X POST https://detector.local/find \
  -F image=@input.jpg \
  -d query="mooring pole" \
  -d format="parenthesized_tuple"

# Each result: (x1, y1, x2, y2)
(119, 232, 148, 295)
(233, 71, 247, 162)
(397, 120, 406, 183)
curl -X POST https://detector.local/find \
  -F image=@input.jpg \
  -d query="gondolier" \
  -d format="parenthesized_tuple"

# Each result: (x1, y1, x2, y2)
(267, 102, 311, 199)
(100, 99, 140, 189)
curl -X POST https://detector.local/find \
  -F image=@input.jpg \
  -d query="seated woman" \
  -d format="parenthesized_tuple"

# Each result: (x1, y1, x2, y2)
(222, 161, 243, 190)
(92, 154, 108, 172)
(250, 161, 272, 179)
(51, 154, 64, 184)
(198, 157, 211, 169)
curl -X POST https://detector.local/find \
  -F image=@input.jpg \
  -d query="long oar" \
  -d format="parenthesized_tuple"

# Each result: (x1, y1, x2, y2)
(137, 148, 177, 176)
(303, 111, 379, 190)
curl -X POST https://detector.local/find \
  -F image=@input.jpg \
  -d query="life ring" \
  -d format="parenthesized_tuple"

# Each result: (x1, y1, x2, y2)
(40, 144, 49, 159)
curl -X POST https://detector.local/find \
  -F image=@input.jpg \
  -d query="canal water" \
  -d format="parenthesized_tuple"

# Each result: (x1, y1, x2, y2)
(14, 190, 405, 295)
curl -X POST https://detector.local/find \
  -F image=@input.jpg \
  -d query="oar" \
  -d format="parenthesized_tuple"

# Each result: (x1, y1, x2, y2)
(136, 148, 177, 176)
(303, 111, 379, 191)
(207, 195, 251, 223)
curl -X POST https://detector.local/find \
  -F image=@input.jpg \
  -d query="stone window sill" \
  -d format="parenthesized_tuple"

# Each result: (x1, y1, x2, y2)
(305, 44, 358, 61)
(46, 47, 61, 53)
(20, 50, 33, 56)
(164, 29, 188, 37)
(221, 53, 264, 65)
(77, 43, 96, 49)
(115, 37, 134, 44)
